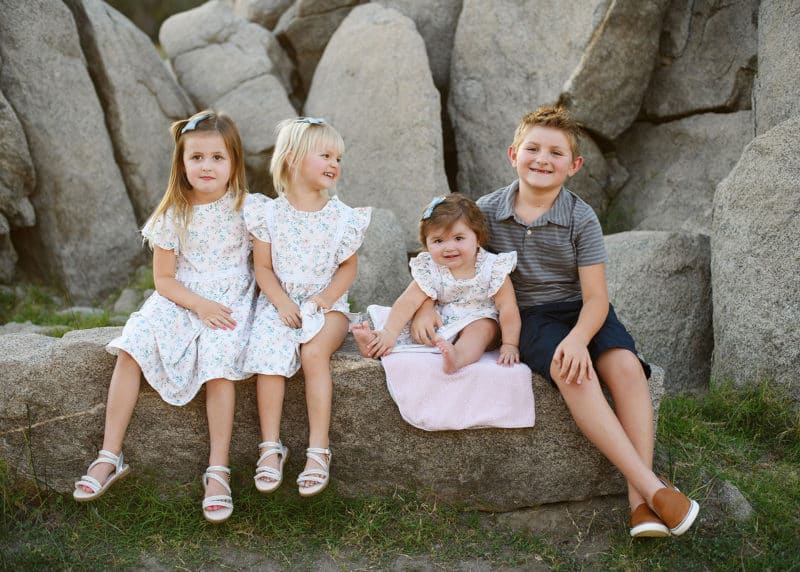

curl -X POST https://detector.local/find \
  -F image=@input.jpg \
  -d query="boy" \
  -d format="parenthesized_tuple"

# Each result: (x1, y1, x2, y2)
(413, 105, 699, 537)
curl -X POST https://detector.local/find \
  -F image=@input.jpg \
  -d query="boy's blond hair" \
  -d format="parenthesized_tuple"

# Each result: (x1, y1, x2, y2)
(511, 105, 582, 158)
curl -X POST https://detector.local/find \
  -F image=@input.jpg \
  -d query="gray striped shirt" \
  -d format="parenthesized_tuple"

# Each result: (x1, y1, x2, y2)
(477, 180, 607, 308)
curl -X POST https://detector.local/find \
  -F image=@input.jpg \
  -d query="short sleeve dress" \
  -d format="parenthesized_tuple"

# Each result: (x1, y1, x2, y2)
(107, 191, 258, 406)
(242, 195, 371, 377)
(371, 248, 516, 348)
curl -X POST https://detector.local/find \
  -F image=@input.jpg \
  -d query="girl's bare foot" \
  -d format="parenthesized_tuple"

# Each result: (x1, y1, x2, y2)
(350, 321, 375, 358)
(435, 337, 459, 374)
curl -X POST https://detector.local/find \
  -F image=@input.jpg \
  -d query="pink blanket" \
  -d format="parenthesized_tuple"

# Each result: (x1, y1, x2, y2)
(381, 351, 535, 431)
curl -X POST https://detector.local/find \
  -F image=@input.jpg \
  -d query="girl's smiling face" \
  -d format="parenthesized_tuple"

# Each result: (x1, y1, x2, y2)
(182, 132, 231, 204)
(425, 219, 480, 278)
(509, 126, 582, 195)
(293, 145, 341, 193)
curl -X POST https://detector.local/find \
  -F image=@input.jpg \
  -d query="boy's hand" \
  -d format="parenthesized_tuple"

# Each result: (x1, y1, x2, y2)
(552, 336, 596, 385)
(410, 307, 442, 346)
(196, 299, 236, 330)
(497, 343, 520, 366)
(367, 329, 398, 358)
(275, 298, 302, 328)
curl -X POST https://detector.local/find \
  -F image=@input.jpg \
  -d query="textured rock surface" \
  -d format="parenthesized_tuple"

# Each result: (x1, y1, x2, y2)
(711, 115, 800, 399)
(606, 231, 712, 394)
(0, 327, 664, 510)
(160, 0, 296, 195)
(305, 4, 449, 250)
(643, 0, 758, 118)
(66, 0, 195, 223)
(349, 207, 409, 311)
(0, 0, 142, 302)
(606, 111, 754, 235)
(233, 0, 294, 29)
(754, 0, 800, 134)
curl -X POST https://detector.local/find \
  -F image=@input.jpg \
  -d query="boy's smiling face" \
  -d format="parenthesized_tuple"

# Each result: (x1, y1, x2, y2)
(509, 125, 582, 195)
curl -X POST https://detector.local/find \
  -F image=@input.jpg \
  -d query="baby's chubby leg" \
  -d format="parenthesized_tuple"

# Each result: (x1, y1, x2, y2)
(350, 321, 376, 358)
(435, 318, 498, 374)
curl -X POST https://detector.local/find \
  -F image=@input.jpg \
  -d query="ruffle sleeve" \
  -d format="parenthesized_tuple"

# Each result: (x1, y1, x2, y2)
(409, 252, 440, 300)
(487, 250, 517, 297)
(334, 205, 371, 265)
(243, 192, 273, 243)
(142, 210, 179, 254)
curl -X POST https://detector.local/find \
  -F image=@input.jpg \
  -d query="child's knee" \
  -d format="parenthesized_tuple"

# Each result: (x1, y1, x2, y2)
(597, 348, 645, 380)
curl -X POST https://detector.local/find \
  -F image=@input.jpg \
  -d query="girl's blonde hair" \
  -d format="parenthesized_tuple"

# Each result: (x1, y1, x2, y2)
(147, 110, 247, 246)
(418, 193, 489, 249)
(270, 117, 345, 197)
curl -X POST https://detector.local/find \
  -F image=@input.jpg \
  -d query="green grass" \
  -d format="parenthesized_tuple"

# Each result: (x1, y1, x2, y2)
(2, 381, 800, 570)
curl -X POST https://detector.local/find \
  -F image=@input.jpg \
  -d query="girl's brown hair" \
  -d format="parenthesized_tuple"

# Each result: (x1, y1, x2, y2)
(418, 193, 489, 248)
(146, 110, 247, 248)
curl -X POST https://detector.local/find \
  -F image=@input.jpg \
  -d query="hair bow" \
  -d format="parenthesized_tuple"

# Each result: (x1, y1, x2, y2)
(421, 196, 447, 220)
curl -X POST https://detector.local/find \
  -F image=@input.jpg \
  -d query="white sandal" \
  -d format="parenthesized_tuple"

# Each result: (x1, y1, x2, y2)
(254, 440, 289, 493)
(202, 465, 233, 523)
(296, 447, 331, 497)
(73, 449, 130, 502)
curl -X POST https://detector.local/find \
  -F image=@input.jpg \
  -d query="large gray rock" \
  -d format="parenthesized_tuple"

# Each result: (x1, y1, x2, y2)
(233, 0, 294, 29)
(754, 0, 800, 135)
(449, 0, 666, 198)
(0, 327, 665, 510)
(606, 111, 754, 235)
(0, 0, 143, 303)
(560, 0, 669, 140)
(160, 0, 296, 195)
(643, 0, 758, 118)
(606, 231, 712, 395)
(712, 115, 800, 400)
(375, 0, 462, 92)
(305, 4, 449, 251)
(349, 207, 409, 312)
(66, 0, 195, 224)
(274, 0, 362, 97)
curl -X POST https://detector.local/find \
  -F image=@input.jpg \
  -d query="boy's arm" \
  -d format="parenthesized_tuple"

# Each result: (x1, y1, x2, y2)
(152, 246, 237, 329)
(252, 236, 302, 328)
(553, 262, 609, 384)
(311, 254, 358, 310)
(367, 281, 430, 357)
(494, 276, 521, 365)
(409, 297, 442, 346)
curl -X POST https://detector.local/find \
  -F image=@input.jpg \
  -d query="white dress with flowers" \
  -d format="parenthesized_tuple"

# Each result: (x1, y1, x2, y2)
(107, 192, 257, 406)
(367, 248, 517, 350)
(242, 194, 371, 377)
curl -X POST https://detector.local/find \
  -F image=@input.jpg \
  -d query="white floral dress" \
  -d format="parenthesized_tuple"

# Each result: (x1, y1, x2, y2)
(368, 248, 517, 350)
(107, 192, 258, 406)
(242, 194, 371, 377)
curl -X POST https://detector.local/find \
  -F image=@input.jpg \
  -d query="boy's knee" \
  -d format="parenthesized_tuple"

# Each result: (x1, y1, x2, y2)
(597, 348, 644, 380)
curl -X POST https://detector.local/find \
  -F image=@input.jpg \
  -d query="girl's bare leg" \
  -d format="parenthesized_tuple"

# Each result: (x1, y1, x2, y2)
(435, 318, 498, 374)
(255, 374, 286, 482)
(596, 348, 655, 510)
(204, 378, 236, 509)
(298, 312, 349, 484)
(81, 350, 141, 490)
(551, 360, 664, 508)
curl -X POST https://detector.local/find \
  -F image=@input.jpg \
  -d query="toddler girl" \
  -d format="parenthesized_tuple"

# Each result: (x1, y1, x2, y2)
(74, 110, 256, 524)
(352, 193, 520, 374)
(242, 117, 370, 497)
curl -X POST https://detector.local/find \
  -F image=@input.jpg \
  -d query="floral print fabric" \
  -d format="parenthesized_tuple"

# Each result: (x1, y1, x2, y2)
(107, 192, 257, 406)
(242, 195, 370, 377)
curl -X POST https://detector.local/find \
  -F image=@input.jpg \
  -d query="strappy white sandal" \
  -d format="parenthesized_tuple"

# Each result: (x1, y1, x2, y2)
(202, 465, 233, 523)
(296, 447, 331, 497)
(254, 440, 289, 493)
(73, 449, 130, 502)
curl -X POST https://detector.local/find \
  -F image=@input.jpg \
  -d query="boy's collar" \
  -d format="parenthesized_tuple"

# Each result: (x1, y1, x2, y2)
(498, 181, 573, 227)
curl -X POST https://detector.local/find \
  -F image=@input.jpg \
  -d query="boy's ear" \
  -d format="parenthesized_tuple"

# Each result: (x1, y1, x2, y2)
(507, 145, 518, 166)
(568, 155, 583, 177)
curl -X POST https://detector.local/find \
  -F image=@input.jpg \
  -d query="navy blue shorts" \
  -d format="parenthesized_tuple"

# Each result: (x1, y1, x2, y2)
(519, 300, 651, 385)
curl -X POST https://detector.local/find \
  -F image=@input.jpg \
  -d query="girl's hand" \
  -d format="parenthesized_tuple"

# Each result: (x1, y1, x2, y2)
(410, 306, 442, 346)
(367, 329, 397, 358)
(310, 294, 332, 311)
(196, 299, 237, 330)
(275, 299, 302, 328)
(552, 336, 596, 385)
(497, 343, 519, 366)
